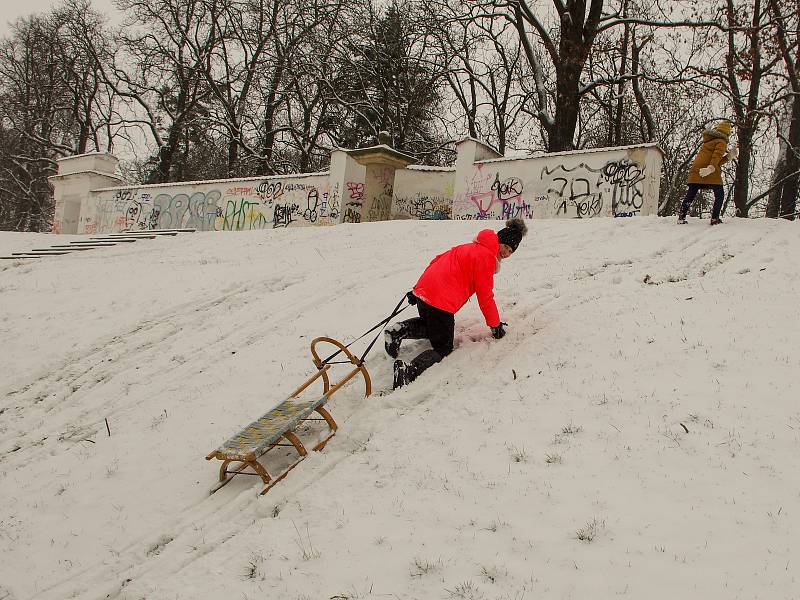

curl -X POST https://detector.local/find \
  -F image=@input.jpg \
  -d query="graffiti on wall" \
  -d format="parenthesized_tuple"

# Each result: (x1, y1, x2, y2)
(454, 168, 534, 220)
(603, 159, 645, 217)
(365, 167, 394, 222)
(342, 181, 364, 223)
(394, 193, 452, 220)
(541, 164, 605, 218)
(220, 197, 268, 231)
(541, 159, 646, 218)
(325, 182, 341, 221)
(453, 156, 648, 220)
(87, 177, 332, 234)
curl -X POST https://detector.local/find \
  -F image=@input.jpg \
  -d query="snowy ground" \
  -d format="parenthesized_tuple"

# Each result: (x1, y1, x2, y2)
(1, 217, 799, 600)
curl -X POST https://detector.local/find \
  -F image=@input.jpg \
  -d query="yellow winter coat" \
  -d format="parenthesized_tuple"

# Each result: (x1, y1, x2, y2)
(687, 128, 729, 185)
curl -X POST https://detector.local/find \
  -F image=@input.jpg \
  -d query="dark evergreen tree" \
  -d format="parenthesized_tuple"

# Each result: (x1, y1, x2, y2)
(330, 1, 446, 160)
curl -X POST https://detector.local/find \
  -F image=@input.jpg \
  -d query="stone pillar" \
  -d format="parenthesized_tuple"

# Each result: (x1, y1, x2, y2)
(328, 149, 366, 224)
(346, 144, 416, 222)
(49, 152, 123, 234)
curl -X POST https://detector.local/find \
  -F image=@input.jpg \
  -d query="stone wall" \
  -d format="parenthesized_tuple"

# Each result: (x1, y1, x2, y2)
(451, 141, 662, 221)
(50, 141, 663, 234)
(391, 166, 455, 220)
(81, 173, 333, 234)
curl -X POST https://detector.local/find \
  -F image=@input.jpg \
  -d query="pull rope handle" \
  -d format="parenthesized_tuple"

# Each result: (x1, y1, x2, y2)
(319, 293, 411, 367)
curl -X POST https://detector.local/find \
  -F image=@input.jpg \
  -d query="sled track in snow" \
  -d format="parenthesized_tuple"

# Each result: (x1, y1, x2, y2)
(5, 221, 783, 600)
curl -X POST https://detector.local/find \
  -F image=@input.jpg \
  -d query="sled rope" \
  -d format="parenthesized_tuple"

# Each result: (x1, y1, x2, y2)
(319, 294, 410, 367)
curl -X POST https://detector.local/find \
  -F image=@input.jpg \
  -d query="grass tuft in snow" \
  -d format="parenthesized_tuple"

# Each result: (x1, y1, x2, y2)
(507, 444, 528, 463)
(292, 521, 320, 560)
(479, 564, 506, 583)
(243, 551, 265, 580)
(544, 452, 563, 465)
(105, 458, 120, 478)
(329, 587, 369, 600)
(350, 435, 371, 454)
(445, 580, 484, 599)
(410, 556, 442, 578)
(145, 534, 174, 557)
(150, 409, 168, 429)
(576, 518, 604, 543)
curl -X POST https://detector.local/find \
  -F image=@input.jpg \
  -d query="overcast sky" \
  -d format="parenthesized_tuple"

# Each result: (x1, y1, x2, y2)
(1, 0, 121, 34)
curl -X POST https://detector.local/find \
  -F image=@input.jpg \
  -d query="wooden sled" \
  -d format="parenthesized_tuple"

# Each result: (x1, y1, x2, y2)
(206, 337, 371, 495)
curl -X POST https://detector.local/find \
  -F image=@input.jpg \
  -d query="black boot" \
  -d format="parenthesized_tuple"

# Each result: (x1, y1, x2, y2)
(411, 349, 444, 373)
(393, 359, 414, 389)
(384, 317, 427, 358)
(393, 349, 443, 390)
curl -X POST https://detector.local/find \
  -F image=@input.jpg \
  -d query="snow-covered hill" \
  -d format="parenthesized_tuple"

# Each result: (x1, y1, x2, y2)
(1, 217, 799, 600)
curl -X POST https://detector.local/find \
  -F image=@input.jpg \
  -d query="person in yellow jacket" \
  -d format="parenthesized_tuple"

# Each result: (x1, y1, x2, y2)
(678, 120, 738, 225)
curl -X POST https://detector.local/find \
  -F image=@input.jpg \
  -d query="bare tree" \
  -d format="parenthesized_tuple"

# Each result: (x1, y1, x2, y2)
(0, 1, 113, 231)
(94, 0, 218, 183)
(426, 1, 532, 154)
(453, 0, 744, 153)
(715, 0, 784, 218)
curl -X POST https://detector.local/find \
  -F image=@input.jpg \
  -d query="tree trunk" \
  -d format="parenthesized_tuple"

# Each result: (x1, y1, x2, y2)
(261, 60, 286, 175)
(766, 140, 787, 218)
(467, 77, 478, 138)
(779, 94, 800, 219)
(732, 124, 754, 217)
(150, 126, 181, 183)
(228, 122, 240, 176)
(549, 14, 592, 152)
(613, 11, 630, 146)
(631, 39, 654, 141)
(550, 61, 583, 152)
(77, 121, 90, 154)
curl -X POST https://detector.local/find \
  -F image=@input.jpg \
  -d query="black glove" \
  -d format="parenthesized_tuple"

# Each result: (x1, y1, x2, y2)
(490, 322, 507, 339)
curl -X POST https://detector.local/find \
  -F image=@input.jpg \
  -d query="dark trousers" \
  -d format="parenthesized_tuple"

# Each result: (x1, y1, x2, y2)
(680, 183, 724, 220)
(397, 296, 455, 380)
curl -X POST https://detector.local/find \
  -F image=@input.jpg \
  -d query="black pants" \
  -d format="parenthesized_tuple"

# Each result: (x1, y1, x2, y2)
(680, 183, 724, 220)
(415, 298, 455, 357)
(398, 296, 455, 380)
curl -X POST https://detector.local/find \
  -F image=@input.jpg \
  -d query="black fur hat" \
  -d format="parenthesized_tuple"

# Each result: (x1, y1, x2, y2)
(496, 218, 528, 252)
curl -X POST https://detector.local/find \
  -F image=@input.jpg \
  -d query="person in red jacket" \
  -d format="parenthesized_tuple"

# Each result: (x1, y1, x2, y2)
(385, 218, 528, 389)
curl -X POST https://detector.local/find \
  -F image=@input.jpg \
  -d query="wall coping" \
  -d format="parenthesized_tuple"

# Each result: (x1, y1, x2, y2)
(345, 144, 416, 166)
(56, 151, 117, 162)
(474, 142, 663, 165)
(455, 136, 502, 156)
(406, 165, 456, 172)
(49, 171, 124, 182)
(89, 170, 330, 193)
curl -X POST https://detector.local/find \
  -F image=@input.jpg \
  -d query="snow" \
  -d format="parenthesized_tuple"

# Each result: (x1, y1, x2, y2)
(1, 217, 799, 600)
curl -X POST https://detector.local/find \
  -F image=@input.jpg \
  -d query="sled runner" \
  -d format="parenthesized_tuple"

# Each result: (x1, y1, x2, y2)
(206, 337, 371, 495)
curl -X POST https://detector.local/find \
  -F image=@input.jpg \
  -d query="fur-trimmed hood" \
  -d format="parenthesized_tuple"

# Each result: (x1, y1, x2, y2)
(703, 128, 729, 142)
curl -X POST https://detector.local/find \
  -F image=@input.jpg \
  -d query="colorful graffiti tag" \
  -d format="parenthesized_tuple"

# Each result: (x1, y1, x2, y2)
(86, 177, 333, 234)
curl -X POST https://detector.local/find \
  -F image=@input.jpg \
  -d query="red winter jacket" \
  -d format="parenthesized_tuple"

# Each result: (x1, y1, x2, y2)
(413, 229, 501, 327)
